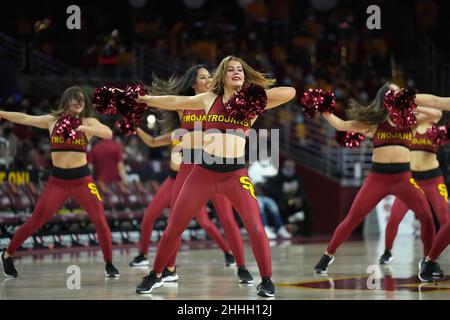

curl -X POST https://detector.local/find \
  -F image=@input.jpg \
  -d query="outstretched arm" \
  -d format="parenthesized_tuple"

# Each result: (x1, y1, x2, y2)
(136, 128, 172, 148)
(77, 117, 112, 140)
(415, 94, 450, 111)
(415, 106, 443, 124)
(0, 111, 54, 129)
(137, 92, 209, 111)
(265, 87, 297, 110)
(322, 113, 375, 134)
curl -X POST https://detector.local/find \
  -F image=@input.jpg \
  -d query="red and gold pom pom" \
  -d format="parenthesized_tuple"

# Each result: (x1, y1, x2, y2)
(117, 118, 137, 136)
(426, 125, 449, 147)
(55, 115, 82, 140)
(93, 84, 148, 135)
(300, 89, 336, 118)
(383, 88, 417, 129)
(224, 83, 267, 121)
(92, 86, 118, 115)
(335, 131, 366, 148)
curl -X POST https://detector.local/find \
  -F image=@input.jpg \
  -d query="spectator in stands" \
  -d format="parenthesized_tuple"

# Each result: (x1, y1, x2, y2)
(88, 132, 127, 185)
(248, 155, 292, 240)
(267, 158, 313, 237)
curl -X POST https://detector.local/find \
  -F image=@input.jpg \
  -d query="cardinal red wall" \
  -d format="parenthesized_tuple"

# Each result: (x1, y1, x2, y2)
(295, 163, 362, 235)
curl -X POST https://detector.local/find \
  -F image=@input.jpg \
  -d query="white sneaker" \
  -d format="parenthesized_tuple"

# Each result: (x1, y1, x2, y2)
(277, 226, 292, 239)
(264, 227, 277, 240)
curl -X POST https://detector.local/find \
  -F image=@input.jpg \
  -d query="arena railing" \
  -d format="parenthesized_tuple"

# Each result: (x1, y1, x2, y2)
(132, 42, 189, 83)
(0, 32, 26, 71)
(0, 137, 11, 170)
(261, 103, 373, 187)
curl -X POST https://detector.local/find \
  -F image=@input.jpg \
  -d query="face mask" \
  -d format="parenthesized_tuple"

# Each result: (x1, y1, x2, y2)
(282, 167, 295, 177)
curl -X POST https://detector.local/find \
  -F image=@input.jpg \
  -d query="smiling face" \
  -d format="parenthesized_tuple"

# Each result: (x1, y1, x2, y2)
(193, 67, 212, 94)
(223, 60, 245, 90)
(67, 97, 85, 116)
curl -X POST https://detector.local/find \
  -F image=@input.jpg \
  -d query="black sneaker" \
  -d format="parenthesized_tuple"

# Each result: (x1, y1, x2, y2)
(431, 261, 445, 279)
(224, 252, 236, 267)
(314, 254, 334, 274)
(418, 258, 425, 271)
(136, 271, 163, 294)
(105, 263, 120, 278)
(256, 277, 275, 297)
(378, 250, 394, 265)
(1, 250, 18, 278)
(129, 253, 149, 267)
(237, 266, 253, 284)
(162, 267, 179, 282)
(418, 260, 436, 283)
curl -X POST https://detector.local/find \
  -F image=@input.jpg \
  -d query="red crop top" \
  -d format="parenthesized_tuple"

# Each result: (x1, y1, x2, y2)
(203, 96, 251, 135)
(50, 119, 87, 153)
(410, 131, 438, 154)
(372, 121, 412, 149)
(180, 109, 206, 131)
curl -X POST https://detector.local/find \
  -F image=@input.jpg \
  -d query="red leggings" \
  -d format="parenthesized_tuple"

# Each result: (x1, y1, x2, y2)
(7, 176, 113, 262)
(140, 163, 245, 267)
(385, 175, 449, 250)
(426, 182, 450, 261)
(153, 164, 271, 277)
(327, 171, 436, 256)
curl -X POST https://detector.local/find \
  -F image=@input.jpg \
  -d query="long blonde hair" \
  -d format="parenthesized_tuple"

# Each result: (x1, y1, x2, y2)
(51, 86, 92, 119)
(211, 56, 276, 95)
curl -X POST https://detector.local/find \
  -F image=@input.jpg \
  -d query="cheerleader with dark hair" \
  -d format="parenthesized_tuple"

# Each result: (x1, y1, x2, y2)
(313, 83, 445, 276)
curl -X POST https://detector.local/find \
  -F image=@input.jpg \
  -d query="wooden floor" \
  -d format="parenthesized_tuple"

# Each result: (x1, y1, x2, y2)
(1, 235, 450, 300)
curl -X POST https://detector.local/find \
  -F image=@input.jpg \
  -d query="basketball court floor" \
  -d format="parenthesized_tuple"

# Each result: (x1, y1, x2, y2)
(1, 236, 450, 300)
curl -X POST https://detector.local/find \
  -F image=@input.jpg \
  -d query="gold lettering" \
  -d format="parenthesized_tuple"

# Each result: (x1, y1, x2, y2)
(88, 183, 102, 202)
(239, 176, 257, 199)
(438, 184, 448, 202)
(410, 178, 424, 194)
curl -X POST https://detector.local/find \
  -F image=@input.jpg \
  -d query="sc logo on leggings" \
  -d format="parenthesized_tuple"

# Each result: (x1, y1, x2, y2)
(438, 184, 448, 202)
(409, 178, 424, 194)
(88, 183, 102, 202)
(239, 176, 256, 199)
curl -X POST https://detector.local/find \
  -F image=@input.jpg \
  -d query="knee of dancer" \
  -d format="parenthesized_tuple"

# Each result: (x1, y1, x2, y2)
(247, 224, 266, 239)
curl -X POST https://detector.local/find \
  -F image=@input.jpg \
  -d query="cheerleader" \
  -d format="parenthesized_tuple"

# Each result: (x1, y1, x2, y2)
(0, 87, 119, 278)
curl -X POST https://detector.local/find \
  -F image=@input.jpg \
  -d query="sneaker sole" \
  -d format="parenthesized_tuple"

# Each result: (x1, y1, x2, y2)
(129, 261, 149, 267)
(136, 281, 164, 294)
(257, 289, 275, 297)
(105, 272, 120, 278)
(314, 256, 334, 274)
(2, 270, 18, 278)
(225, 262, 237, 267)
(418, 273, 433, 283)
(379, 257, 394, 265)
(239, 278, 254, 284)
(163, 275, 179, 282)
